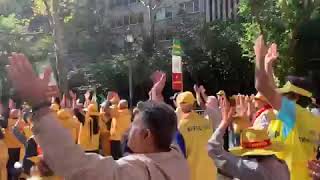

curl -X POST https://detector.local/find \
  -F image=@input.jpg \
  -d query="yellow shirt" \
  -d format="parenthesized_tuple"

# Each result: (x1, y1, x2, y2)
(78, 115, 106, 151)
(177, 112, 217, 180)
(23, 126, 33, 140)
(0, 140, 8, 180)
(57, 110, 80, 143)
(110, 109, 131, 141)
(268, 97, 320, 180)
(3, 128, 23, 149)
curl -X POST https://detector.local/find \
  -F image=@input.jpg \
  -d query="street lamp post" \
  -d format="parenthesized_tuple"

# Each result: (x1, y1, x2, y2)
(126, 34, 134, 108)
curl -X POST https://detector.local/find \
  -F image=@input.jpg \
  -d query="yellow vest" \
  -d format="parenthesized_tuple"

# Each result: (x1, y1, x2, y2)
(110, 109, 131, 141)
(78, 115, 106, 151)
(57, 110, 80, 143)
(179, 112, 217, 180)
(0, 140, 8, 180)
(268, 99, 320, 180)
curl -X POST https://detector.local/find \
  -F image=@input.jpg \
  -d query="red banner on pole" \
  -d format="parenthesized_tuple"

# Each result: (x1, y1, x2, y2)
(172, 73, 183, 91)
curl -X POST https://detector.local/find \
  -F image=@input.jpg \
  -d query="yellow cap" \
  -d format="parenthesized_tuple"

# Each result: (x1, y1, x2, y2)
(278, 81, 312, 98)
(216, 90, 225, 96)
(229, 128, 283, 157)
(176, 91, 196, 105)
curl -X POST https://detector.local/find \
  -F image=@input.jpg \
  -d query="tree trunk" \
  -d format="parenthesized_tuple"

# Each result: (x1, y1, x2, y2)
(148, 0, 155, 47)
(43, 0, 69, 96)
(52, 0, 69, 95)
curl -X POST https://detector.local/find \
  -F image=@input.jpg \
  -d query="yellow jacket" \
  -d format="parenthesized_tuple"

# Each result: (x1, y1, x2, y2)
(57, 109, 80, 143)
(110, 109, 131, 141)
(0, 140, 8, 180)
(178, 112, 217, 180)
(78, 114, 107, 151)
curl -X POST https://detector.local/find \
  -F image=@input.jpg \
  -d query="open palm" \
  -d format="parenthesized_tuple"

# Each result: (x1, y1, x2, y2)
(6, 53, 51, 106)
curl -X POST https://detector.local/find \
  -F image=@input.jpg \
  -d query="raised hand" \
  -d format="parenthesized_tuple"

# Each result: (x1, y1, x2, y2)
(151, 70, 163, 84)
(193, 84, 200, 94)
(199, 85, 206, 94)
(220, 98, 235, 128)
(265, 43, 279, 66)
(150, 71, 166, 102)
(6, 53, 51, 106)
(254, 35, 268, 67)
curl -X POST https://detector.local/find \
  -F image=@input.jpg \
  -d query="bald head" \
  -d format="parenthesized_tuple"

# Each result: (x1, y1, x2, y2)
(10, 109, 20, 119)
(119, 100, 129, 109)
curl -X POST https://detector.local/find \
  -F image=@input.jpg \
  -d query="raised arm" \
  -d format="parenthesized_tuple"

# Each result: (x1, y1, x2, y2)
(265, 43, 278, 90)
(194, 85, 206, 109)
(208, 99, 268, 179)
(254, 36, 282, 110)
(6, 53, 120, 180)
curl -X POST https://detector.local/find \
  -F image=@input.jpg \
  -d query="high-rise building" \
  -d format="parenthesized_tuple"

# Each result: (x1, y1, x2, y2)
(205, 0, 240, 22)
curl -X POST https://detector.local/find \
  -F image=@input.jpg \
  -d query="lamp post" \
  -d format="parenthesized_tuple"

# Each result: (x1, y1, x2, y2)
(126, 33, 134, 108)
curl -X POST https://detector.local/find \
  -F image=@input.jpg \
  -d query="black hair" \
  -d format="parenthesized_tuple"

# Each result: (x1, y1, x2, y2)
(0, 107, 10, 129)
(286, 76, 314, 92)
(53, 97, 61, 109)
(73, 108, 85, 125)
(0, 129, 4, 139)
(90, 115, 100, 138)
(285, 76, 314, 107)
(139, 101, 177, 151)
(87, 90, 94, 101)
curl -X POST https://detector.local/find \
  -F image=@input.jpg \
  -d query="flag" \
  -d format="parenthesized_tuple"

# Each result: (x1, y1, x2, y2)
(172, 39, 183, 91)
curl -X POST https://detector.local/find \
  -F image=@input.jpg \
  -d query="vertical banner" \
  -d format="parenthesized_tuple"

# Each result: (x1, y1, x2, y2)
(172, 39, 183, 91)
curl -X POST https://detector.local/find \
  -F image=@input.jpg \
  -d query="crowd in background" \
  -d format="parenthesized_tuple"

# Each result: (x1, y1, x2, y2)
(0, 36, 320, 180)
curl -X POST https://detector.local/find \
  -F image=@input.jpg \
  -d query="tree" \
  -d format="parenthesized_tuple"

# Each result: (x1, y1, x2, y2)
(33, 0, 73, 95)
(239, 0, 320, 82)
(0, 14, 53, 109)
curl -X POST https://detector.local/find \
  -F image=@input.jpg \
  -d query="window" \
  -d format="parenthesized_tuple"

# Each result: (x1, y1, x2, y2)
(182, 0, 200, 13)
(116, 0, 122, 6)
(155, 7, 172, 20)
(214, 0, 218, 19)
(130, 14, 138, 24)
(117, 18, 123, 27)
(185, 1, 193, 12)
(158, 30, 173, 41)
(165, 8, 173, 19)
(138, 13, 144, 23)
(124, 15, 129, 25)
(194, 0, 199, 12)
(122, 0, 129, 6)
(129, 0, 137, 4)
(111, 20, 116, 28)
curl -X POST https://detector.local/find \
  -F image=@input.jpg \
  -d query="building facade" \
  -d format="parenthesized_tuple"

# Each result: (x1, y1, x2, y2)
(102, 0, 206, 48)
(206, 0, 240, 22)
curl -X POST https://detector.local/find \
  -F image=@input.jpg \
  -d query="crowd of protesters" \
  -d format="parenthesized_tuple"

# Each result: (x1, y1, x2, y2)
(0, 35, 320, 180)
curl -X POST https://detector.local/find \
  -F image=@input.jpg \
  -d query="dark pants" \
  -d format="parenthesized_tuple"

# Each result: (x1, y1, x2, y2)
(110, 140, 122, 160)
(85, 150, 100, 154)
(7, 148, 21, 180)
